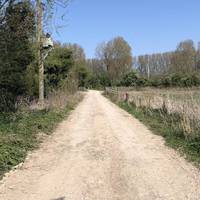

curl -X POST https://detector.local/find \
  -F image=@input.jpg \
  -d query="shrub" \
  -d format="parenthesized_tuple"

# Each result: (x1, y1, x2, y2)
(149, 73, 200, 88)
(119, 71, 139, 87)
(45, 46, 74, 94)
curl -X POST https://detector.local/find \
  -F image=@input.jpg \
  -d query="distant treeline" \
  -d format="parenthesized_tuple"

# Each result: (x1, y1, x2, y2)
(134, 40, 200, 78)
(86, 39, 200, 88)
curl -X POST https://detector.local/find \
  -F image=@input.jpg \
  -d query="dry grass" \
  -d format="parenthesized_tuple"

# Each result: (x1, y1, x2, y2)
(106, 87, 200, 139)
(46, 90, 84, 110)
(0, 89, 84, 178)
(26, 91, 84, 111)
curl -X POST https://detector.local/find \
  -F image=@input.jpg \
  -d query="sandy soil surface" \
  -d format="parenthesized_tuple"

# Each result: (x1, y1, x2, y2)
(0, 90, 199, 200)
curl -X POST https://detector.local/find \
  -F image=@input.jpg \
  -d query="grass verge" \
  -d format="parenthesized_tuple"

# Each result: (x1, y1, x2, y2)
(113, 99, 200, 166)
(0, 96, 82, 179)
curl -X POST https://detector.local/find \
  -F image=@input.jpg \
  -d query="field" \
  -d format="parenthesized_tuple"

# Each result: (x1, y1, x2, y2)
(105, 87, 200, 165)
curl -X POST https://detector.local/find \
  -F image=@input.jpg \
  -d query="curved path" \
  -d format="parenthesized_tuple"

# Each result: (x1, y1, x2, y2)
(0, 91, 199, 200)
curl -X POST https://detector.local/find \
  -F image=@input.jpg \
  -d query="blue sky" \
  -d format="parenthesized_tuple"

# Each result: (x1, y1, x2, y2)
(52, 0, 200, 58)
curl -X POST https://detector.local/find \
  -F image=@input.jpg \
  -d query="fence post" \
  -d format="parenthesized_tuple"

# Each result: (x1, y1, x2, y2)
(139, 97, 142, 108)
(124, 92, 129, 103)
(162, 99, 168, 114)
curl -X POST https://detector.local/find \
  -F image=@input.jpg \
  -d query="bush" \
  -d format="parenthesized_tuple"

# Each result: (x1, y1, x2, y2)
(149, 73, 200, 88)
(119, 71, 140, 87)
(0, 90, 16, 112)
(0, 105, 74, 178)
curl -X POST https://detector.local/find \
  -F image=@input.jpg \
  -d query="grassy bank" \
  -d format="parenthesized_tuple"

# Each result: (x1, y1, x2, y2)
(117, 101, 200, 166)
(0, 94, 83, 178)
(105, 87, 200, 166)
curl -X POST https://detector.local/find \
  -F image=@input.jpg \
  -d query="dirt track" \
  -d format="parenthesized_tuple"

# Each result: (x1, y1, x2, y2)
(0, 90, 200, 200)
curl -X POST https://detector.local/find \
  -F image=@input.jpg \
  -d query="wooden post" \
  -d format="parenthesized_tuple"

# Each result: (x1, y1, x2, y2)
(125, 92, 129, 102)
(37, 0, 44, 106)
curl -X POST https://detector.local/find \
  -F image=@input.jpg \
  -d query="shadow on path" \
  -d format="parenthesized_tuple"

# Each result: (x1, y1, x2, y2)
(51, 197, 65, 200)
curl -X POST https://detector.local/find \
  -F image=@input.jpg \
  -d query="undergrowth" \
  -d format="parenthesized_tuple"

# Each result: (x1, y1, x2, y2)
(0, 105, 74, 178)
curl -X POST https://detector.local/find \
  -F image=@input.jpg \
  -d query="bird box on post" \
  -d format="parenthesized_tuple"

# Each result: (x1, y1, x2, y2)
(42, 33, 54, 60)
(42, 33, 53, 49)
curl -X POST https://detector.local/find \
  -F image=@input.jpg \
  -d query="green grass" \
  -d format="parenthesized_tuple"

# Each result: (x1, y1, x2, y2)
(117, 101, 200, 166)
(0, 106, 74, 178)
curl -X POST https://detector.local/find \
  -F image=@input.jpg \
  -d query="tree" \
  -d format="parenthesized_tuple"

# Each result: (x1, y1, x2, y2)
(0, 0, 72, 110)
(137, 55, 149, 78)
(0, 0, 35, 111)
(86, 58, 105, 75)
(96, 36, 132, 84)
(36, 0, 70, 104)
(64, 43, 86, 63)
(136, 52, 173, 78)
(170, 40, 196, 73)
(195, 42, 200, 70)
(74, 65, 91, 88)
(0, 0, 18, 24)
(44, 44, 74, 93)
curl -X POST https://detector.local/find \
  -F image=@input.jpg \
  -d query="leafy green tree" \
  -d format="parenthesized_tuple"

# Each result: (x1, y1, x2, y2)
(44, 44, 74, 93)
(25, 61, 39, 98)
(74, 65, 91, 88)
(0, 1, 35, 111)
(97, 72, 111, 88)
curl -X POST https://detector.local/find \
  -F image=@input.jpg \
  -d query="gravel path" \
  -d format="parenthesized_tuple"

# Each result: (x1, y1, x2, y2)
(0, 90, 199, 200)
